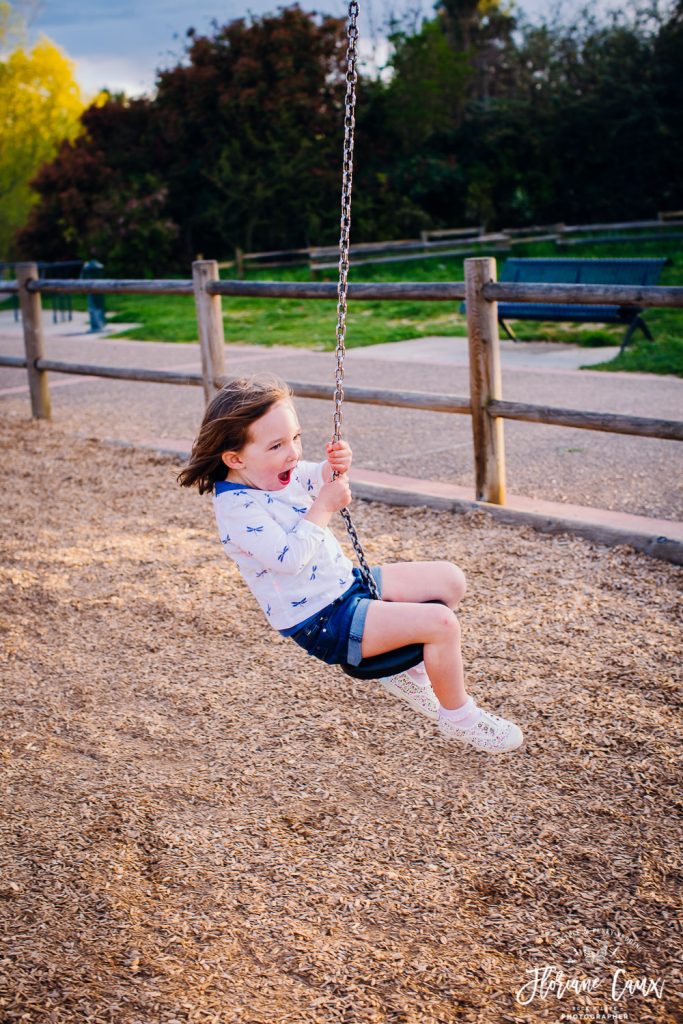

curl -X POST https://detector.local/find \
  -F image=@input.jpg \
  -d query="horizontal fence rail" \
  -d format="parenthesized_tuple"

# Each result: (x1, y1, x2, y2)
(4, 353, 680, 440)
(561, 218, 683, 233)
(487, 400, 683, 441)
(2, 257, 682, 548)
(21, 279, 468, 302)
(14, 277, 683, 308)
(283, 381, 471, 415)
(483, 281, 683, 308)
(1, 354, 473, 415)
(209, 281, 467, 301)
(37, 359, 205, 387)
(208, 217, 683, 275)
(27, 279, 195, 296)
(310, 236, 505, 258)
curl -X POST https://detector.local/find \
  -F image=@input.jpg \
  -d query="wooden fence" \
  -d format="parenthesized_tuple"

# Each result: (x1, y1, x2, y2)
(2, 257, 682, 512)
(212, 217, 683, 276)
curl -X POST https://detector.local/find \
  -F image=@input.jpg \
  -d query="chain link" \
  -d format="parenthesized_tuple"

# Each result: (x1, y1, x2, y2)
(332, 0, 381, 602)
(333, 0, 358, 447)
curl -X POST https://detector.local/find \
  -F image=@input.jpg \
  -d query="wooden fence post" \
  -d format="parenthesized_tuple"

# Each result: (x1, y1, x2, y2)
(16, 262, 51, 420)
(465, 257, 506, 504)
(192, 260, 226, 404)
(235, 248, 244, 280)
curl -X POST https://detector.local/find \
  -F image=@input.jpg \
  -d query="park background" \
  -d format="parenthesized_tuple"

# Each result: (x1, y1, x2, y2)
(2, 0, 683, 375)
(1, 4, 682, 1023)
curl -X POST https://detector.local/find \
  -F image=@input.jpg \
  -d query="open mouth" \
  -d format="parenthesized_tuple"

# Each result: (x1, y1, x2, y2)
(278, 469, 293, 484)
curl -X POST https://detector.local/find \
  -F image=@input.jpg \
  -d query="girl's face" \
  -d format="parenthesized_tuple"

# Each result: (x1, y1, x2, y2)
(223, 399, 303, 490)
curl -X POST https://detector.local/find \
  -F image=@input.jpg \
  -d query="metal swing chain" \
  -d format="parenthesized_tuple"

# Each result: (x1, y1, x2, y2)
(332, 0, 381, 601)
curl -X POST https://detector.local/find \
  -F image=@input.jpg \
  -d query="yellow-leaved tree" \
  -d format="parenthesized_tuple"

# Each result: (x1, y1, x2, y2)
(0, 2, 89, 259)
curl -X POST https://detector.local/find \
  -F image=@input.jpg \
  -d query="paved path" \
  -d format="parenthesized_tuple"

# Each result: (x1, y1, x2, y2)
(1, 310, 681, 522)
(352, 334, 624, 372)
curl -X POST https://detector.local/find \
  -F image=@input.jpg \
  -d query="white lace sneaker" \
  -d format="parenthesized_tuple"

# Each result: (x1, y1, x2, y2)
(378, 672, 440, 721)
(438, 703, 523, 753)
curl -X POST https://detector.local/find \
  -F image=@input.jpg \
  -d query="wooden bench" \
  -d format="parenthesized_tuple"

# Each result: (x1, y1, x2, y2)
(466, 257, 668, 352)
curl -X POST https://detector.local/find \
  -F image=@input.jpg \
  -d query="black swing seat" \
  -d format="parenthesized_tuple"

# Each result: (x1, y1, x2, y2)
(340, 642, 425, 680)
(338, 599, 447, 680)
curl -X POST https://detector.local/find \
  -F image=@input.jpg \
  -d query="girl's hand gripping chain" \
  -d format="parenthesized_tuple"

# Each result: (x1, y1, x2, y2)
(318, 475, 352, 514)
(326, 440, 352, 477)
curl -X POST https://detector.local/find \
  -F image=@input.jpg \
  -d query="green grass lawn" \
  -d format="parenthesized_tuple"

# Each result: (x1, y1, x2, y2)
(48, 234, 683, 376)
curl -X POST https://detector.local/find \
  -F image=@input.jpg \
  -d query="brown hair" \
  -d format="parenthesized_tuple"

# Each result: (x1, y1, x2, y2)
(177, 374, 293, 494)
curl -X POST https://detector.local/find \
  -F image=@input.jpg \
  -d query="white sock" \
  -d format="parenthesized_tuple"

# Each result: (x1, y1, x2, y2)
(439, 695, 479, 728)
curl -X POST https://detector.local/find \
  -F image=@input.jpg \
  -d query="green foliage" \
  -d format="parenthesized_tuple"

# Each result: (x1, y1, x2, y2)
(152, 7, 346, 260)
(16, 6, 350, 271)
(99, 234, 682, 377)
(15, 97, 177, 274)
(385, 19, 471, 147)
(10, 1, 683, 281)
(0, 2, 88, 259)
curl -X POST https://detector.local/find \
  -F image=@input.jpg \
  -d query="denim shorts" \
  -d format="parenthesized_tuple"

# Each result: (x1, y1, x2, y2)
(288, 566, 382, 667)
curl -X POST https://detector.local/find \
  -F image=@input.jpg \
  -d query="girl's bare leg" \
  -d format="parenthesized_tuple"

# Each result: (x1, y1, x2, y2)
(378, 561, 466, 611)
(361, 564, 524, 752)
(363, 561, 468, 709)
(360, 601, 467, 711)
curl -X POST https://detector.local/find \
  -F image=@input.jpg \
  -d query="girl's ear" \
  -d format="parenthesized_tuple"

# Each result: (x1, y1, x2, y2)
(221, 451, 243, 469)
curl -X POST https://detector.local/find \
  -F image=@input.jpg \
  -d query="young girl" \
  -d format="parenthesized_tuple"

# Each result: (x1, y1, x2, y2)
(178, 374, 523, 754)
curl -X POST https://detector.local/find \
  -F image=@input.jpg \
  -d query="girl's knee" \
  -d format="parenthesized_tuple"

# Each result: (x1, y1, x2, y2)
(431, 606, 461, 640)
(447, 564, 467, 606)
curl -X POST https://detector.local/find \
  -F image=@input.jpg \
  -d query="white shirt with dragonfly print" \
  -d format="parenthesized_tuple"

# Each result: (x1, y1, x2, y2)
(213, 459, 355, 631)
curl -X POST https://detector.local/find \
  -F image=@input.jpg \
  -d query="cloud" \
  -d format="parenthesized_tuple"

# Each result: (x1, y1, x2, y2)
(74, 54, 156, 100)
(31, 1, 620, 100)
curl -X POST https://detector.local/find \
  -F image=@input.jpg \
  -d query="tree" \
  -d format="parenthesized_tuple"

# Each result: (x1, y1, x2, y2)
(374, 2, 516, 230)
(152, 5, 349, 259)
(436, 2, 683, 227)
(15, 2, 683, 266)
(385, 18, 471, 146)
(480, 2, 683, 224)
(0, 2, 87, 258)
(17, 96, 179, 274)
(19, 5, 352, 269)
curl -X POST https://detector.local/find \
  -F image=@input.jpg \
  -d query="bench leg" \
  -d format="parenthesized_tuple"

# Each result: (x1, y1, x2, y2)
(619, 316, 652, 354)
(499, 317, 517, 342)
(636, 315, 653, 342)
(619, 320, 638, 354)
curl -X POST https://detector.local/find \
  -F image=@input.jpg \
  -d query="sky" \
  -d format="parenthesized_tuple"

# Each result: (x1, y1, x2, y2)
(22, 0, 616, 100)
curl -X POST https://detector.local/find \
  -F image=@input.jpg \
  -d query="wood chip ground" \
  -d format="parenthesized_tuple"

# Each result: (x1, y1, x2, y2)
(0, 415, 681, 1024)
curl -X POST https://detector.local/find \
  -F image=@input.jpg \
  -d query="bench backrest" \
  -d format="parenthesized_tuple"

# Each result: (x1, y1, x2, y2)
(500, 258, 667, 287)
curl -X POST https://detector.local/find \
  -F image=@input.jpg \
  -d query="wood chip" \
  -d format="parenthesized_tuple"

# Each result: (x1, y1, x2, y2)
(0, 416, 680, 1022)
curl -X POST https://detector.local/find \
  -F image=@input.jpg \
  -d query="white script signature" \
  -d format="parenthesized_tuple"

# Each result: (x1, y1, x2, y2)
(516, 965, 665, 1006)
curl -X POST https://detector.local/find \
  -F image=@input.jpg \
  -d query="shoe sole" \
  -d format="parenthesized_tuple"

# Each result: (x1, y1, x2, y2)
(438, 721, 524, 753)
